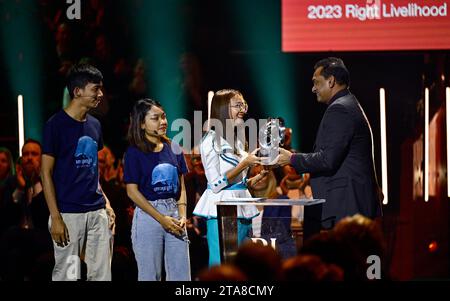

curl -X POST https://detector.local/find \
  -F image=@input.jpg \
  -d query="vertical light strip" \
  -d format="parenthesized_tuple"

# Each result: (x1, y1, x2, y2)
(380, 88, 388, 205)
(207, 91, 214, 131)
(425, 88, 429, 202)
(18, 95, 24, 156)
(446, 87, 450, 197)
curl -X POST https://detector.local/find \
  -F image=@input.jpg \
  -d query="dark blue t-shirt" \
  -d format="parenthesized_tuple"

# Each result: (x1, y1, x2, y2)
(43, 110, 105, 213)
(123, 143, 188, 201)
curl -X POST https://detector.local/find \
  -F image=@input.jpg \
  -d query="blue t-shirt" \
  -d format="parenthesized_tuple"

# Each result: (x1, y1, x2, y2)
(123, 143, 188, 201)
(43, 110, 105, 213)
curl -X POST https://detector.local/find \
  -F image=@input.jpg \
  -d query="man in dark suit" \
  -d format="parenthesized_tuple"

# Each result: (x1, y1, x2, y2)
(278, 57, 382, 239)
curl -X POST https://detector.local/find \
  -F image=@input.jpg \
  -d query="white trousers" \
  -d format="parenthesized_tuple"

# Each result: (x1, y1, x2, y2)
(49, 208, 112, 281)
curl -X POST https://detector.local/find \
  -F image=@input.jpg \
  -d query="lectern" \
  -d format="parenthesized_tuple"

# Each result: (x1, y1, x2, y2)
(216, 198, 326, 263)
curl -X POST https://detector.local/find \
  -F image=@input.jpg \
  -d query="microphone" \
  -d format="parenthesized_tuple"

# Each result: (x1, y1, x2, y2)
(147, 130, 160, 137)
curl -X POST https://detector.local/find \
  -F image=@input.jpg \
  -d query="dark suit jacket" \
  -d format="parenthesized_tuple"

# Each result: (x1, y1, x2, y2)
(290, 90, 382, 234)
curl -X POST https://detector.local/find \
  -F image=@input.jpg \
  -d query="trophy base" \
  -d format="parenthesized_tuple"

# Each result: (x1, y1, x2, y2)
(260, 156, 279, 167)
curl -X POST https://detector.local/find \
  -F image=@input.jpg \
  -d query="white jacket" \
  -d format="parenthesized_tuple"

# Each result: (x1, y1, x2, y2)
(193, 130, 259, 219)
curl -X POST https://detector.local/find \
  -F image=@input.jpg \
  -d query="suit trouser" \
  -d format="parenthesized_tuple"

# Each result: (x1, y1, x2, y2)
(303, 203, 338, 242)
(303, 204, 324, 241)
(50, 208, 112, 281)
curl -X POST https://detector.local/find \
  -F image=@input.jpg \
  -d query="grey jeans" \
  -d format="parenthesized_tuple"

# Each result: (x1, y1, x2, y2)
(131, 198, 191, 281)
(49, 208, 112, 281)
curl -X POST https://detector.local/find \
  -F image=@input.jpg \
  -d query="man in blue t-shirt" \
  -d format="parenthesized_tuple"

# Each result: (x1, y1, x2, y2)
(41, 64, 116, 281)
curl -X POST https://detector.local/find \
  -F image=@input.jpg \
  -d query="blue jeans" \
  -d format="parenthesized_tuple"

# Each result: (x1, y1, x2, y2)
(131, 198, 191, 281)
(206, 218, 251, 266)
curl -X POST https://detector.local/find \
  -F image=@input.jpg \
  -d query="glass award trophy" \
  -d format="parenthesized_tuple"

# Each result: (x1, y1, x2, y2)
(258, 117, 285, 166)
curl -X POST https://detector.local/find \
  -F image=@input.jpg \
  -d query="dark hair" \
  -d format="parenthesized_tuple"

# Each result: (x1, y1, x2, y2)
(314, 57, 350, 87)
(209, 89, 245, 153)
(127, 98, 170, 153)
(66, 64, 103, 99)
(0, 147, 15, 177)
(209, 89, 243, 140)
(210, 89, 243, 130)
(22, 138, 42, 152)
(234, 242, 283, 280)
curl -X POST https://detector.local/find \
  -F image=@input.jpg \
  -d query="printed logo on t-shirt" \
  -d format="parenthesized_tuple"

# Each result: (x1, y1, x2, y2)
(151, 163, 178, 194)
(74, 136, 98, 174)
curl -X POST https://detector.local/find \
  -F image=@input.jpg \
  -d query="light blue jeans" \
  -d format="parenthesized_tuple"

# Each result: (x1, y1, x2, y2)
(131, 198, 191, 281)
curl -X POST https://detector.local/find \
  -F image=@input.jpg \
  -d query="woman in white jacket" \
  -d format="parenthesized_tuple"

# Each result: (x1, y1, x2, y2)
(193, 89, 267, 266)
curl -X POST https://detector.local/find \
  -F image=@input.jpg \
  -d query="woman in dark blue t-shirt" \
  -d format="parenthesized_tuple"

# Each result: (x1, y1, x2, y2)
(124, 99, 190, 281)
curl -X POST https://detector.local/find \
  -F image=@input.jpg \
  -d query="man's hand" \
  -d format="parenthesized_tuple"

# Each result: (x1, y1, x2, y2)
(51, 215, 70, 247)
(16, 165, 26, 189)
(277, 148, 293, 166)
(106, 206, 116, 235)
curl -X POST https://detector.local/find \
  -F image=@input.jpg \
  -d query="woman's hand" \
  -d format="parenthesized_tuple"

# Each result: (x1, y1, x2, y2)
(247, 169, 269, 188)
(178, 216, 187, 228)
(160, 215, 184, 236)
(243, 148, 264, 167)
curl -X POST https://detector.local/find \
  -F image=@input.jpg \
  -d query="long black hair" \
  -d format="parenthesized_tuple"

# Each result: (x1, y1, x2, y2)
(127, 98, 170, 153)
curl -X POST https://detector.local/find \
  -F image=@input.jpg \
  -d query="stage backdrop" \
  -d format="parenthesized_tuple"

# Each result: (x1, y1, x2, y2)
(282, 0, 450, 51)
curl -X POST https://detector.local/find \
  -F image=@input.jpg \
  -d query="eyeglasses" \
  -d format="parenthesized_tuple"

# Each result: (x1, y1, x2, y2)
(229, 101, 248, 113)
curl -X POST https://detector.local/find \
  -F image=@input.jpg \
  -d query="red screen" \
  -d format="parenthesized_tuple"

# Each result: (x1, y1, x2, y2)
(282, 0, 450, 52)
